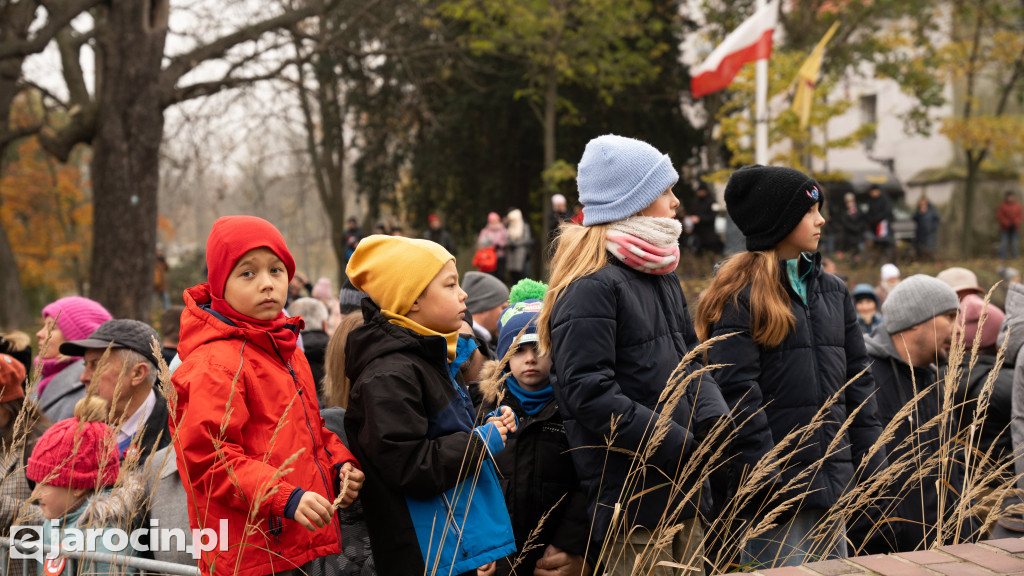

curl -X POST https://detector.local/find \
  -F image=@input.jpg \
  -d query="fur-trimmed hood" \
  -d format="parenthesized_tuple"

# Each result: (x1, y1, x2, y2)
(78, 469, 148, 528)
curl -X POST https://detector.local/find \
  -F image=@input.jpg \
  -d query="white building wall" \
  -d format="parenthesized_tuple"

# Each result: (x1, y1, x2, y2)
(816, 73, 956, 203)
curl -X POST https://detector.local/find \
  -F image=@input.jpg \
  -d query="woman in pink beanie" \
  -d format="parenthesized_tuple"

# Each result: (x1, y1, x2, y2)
(26, 395, 141, 575)
(32, 296, 112, 423)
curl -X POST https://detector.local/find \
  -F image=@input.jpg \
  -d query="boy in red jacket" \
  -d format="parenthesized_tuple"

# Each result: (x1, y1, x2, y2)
(171, 215, 363, 576)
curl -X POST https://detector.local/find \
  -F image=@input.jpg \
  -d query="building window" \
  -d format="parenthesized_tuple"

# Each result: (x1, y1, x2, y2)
(860, 94, 877, 151)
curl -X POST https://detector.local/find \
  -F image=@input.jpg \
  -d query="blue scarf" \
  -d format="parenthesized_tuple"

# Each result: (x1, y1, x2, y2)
(506, 375, 553, 416)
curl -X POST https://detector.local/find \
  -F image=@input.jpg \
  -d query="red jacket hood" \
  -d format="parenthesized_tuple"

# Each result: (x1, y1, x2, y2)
(179, 283, 296, 362)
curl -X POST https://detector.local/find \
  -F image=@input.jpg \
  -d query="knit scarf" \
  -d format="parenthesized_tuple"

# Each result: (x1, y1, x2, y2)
(505, 375, 552, 417)
(606, 216, 682, 275)
(382, 311, 459, 363)
(209, 294, 301, 362)
(35, 356, 75, 397)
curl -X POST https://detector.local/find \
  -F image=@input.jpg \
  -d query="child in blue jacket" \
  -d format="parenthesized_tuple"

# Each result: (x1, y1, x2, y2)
(342, 235, 517, 576)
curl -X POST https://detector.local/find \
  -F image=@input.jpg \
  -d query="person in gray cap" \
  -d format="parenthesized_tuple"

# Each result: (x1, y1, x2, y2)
(849, 275, 978, 553)
(59, 318, 171, 460)
(462, 271, 510, 356)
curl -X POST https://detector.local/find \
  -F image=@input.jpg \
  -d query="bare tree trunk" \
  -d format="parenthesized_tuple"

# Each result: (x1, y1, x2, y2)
(88, 1, 169, 320)
(0, 203, 33, 328)
(0, 3, 36, 329)
(961, 155, 980, 259)
(541, 68, 557, 257)
(294, 32, 348, 286)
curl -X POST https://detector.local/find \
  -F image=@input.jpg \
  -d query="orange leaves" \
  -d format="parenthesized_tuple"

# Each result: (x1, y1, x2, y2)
(0, 136, 92, 297)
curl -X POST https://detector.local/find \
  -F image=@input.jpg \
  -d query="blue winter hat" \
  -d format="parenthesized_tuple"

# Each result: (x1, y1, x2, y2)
(496, 299, 544, 362)
(577, 134, 679, 226)
(852, 283, 878, 306)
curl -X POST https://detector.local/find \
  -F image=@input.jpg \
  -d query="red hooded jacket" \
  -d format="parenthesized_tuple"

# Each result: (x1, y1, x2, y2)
(171, 284, 357, 576)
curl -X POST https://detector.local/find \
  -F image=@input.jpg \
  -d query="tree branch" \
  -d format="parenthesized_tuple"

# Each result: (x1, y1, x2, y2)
(0, 0, 104, 59)
(36, 101, 97, 162)
(163, 59, 297, 107)
(56, 27, 91, 106)
(159, 0, 335, 94)
(0, 123, 42, 150)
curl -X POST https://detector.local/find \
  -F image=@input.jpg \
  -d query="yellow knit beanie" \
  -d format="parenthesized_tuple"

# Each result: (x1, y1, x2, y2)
(346, 235, 455, 316)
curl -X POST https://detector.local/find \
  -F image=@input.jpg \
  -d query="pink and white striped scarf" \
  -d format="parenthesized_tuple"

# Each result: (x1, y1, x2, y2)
(605, 216, 682, 275)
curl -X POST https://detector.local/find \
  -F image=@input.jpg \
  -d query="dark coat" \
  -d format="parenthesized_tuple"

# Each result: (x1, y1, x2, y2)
(840, 206, 866, 251)
(947, 354, 1014, 462)
(344, 300, 515, 576)
(706, 255, 886, 514)
(866, 193, 893, 239)
(549, 258, 730, 537)
(690, 194, 722, 254)
(301, 329, 330, 406)
(136, 388, 171, 457)
(421, 227, 456, 255)
(850, 329, 978, 553)
(913, 203, 941, 251)
(477, 371, 591, 575)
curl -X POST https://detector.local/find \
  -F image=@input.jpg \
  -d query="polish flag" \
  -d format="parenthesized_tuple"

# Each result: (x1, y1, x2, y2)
(690, 1, 779, 99)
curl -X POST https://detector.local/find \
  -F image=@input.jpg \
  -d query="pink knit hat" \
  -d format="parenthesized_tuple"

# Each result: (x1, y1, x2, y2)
(41, 297, 113, 342)
(958, 294, 1005, 349)
(311, 277, 333, 301)
(26, 417, 119, 489)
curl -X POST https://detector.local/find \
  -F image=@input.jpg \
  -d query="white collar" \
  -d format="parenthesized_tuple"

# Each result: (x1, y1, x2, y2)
(117, 389, 156, 445)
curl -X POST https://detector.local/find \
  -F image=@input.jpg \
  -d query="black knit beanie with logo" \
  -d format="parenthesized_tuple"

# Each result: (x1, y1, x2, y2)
(724, 165, 824, 251)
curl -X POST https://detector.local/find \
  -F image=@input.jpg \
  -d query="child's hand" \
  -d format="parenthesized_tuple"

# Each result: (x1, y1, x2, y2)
(481, 419, 509, 446)
(477, 561, 496, 576)
(338, 463, 365, 508)
(498, 405, 517, 434)
(534, 544, 590, 576)
(295, 492, 333, 531)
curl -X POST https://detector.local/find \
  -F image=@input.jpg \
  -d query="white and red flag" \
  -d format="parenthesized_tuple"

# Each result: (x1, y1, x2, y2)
(690, 0, 779, 99)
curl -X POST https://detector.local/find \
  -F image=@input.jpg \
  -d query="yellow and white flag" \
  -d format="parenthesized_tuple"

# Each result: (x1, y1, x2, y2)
(792, 21, 839, 130)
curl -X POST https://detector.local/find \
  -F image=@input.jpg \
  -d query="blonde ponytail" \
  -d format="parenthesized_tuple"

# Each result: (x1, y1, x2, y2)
(537, 222, 610, 355)
(73, 395, 110, 424)
(695, 250, 795, 348)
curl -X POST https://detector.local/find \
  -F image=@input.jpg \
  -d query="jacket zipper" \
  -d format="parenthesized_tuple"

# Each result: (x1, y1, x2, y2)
(440, 491, 468, 557)
(267, 337, 342, 543)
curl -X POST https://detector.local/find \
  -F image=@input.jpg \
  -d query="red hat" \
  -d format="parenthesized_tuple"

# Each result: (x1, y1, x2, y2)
(26, 417, 119, 489)
(428, 214, 441, 225)
(0, 354, 25, 403)
(205, 216, 296, 298)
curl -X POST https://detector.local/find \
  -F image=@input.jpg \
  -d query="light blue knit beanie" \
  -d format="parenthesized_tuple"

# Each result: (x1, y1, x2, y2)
(577, 134, 679, 226)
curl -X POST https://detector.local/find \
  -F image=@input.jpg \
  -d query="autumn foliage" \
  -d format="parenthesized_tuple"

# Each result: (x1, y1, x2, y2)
(0, 117, 92, 303)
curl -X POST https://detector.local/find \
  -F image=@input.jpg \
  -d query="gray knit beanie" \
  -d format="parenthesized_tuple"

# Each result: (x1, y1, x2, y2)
(881, 274, 960, 334)
(577, 134, 679, 226)
(463, 271, 510, 314)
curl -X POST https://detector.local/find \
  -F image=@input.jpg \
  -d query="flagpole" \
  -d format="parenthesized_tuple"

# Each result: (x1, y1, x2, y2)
(754, 0, 769, 165)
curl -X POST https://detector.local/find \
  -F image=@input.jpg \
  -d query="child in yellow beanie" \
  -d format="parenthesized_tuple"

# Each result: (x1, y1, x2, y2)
(342, 235, 517, 576)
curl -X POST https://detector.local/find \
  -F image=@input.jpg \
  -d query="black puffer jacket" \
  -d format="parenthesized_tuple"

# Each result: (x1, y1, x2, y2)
(706, 255, 886, 513)
(343, 300, 515, 576)
(550, 258, 730, 538)
(850, 329, 978, 553)
(947, 355, 1014, 462)
(477, 369, 591, 575)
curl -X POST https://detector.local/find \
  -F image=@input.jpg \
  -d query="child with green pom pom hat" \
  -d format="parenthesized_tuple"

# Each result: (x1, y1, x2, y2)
(475, 279, 593, 576)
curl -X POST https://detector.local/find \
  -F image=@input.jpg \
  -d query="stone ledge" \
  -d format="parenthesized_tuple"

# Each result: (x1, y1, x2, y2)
(733, 538, 1024, 576)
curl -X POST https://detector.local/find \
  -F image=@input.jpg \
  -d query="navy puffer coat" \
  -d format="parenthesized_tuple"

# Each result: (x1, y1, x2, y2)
(706, 254, 886, 513)
(550, 258, 730, 538)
